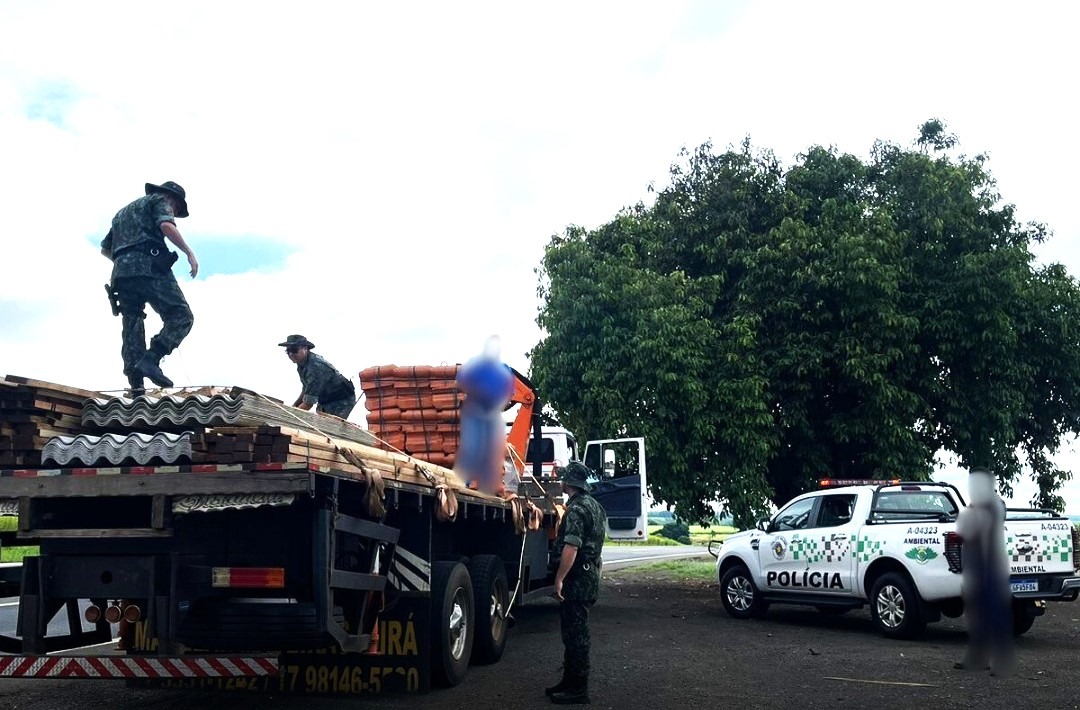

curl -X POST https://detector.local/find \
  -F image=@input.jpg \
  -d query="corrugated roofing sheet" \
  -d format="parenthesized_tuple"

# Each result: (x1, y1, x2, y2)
(42, 431, 193, 466)
(81, 392, 377, 447)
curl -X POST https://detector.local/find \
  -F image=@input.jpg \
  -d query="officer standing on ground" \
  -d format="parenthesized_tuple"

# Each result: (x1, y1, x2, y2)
(278, 335, 357, 419)
(101, 181, 198, 395)
(547, 461, 607, 705)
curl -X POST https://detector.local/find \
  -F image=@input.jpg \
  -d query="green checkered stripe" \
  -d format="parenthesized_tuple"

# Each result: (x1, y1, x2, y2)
(1006, 533, 1072, 563)
(854, 535, 885, 562)
(790, 535, 852, 564)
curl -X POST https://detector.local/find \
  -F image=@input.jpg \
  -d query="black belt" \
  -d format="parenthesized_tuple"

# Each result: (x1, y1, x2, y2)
(323, 383, 355, 402)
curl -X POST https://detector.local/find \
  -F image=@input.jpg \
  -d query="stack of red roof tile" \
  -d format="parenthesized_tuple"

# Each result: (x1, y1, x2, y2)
(359, 365, 463, 468)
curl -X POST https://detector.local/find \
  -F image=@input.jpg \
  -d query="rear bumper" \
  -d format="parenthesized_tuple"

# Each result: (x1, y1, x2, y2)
(1012, 574, 1080, 601)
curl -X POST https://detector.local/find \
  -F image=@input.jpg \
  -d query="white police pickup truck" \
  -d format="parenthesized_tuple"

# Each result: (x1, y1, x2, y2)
(712, 481, 1080, 638)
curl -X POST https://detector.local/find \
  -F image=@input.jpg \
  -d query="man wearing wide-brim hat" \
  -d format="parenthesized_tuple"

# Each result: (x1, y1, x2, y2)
(547, 461, 607, 704)
(278, 334, 357, 419)
(100, 180, 199, 395)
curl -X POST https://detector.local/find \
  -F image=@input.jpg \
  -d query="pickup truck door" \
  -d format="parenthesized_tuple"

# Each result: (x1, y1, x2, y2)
(758, 494, 857, 596)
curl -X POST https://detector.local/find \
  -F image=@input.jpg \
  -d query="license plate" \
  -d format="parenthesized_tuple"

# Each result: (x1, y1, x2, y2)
(1011, 579, 1038, 593)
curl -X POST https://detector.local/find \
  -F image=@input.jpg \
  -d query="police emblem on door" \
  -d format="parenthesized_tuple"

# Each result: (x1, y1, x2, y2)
(772, 537, 788, 560)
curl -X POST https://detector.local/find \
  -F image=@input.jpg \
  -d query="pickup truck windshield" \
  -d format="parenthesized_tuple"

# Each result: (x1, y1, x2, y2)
(872, 490, 958, 520)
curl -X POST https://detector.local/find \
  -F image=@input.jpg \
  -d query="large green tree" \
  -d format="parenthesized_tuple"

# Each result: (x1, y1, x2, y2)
(531, 122, 1080, 527)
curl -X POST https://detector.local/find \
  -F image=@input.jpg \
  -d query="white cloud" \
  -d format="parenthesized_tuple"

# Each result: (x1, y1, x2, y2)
(2, 1, 1079, 511)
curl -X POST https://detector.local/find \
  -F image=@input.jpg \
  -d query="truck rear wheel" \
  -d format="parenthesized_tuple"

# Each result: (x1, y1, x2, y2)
(468, 555, 509, 665)
(430, 561, 474, 687)
(869, 572, 925, 639)
(719, 564, 769, 620)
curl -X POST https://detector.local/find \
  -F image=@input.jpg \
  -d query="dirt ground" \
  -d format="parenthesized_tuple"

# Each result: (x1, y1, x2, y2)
(1, 566, 1078, 709)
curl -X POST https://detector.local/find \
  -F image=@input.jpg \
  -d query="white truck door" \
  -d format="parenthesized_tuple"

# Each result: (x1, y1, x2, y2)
(757, 496, 817, 593)
(583, 437, 648, 541)
(806, 492, 859, 596)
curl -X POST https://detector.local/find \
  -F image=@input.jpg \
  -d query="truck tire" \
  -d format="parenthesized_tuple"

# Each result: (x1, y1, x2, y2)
(869, 572, 925, 639)
(468, 555, 509, 665)
(1012, 600, 1037, 636)
(430, 561, 474, 687)
(719, 564, 769, 620)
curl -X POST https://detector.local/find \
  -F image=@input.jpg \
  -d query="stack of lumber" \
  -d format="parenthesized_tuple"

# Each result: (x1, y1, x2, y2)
(0, 375, 98, 467)
(187, 424, 476, 497)
(359, 365, 463, 467)
(0, 375, 482, 498)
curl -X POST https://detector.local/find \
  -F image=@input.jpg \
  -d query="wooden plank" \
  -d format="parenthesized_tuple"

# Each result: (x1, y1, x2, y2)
(22, 528, 173, 538)
(0, 473, 311, 498)
(2, 375, 102, 400)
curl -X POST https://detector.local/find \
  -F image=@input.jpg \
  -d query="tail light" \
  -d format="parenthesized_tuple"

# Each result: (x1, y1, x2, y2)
(943, 531, 963, 573)
(122, 604, 142, 623)
(104, 604, 123, 624)
(1072, 526, 1079, 571)
(211, 567, 285, 589)
(84, 604, 102, 623)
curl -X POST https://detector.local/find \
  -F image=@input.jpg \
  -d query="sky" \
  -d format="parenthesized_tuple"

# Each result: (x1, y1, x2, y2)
(1, 1, 1078, 513)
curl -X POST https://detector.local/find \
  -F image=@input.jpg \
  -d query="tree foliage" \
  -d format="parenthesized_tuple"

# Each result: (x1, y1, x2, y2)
(531, 122, 1080, 527)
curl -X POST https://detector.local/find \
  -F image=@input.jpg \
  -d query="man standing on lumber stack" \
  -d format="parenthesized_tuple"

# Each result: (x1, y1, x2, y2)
(100, 181, 198, 396)
(278, 335, 357, 419)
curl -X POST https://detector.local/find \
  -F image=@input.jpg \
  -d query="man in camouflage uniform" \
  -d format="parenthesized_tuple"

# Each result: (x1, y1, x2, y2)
(101, 181, 198, 395)
(547, 461, 607, 705)
(278, 335, 357, 418)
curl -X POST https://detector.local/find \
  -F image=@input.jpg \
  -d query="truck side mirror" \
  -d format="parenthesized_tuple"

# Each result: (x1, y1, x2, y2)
(756, 519, 770, 532)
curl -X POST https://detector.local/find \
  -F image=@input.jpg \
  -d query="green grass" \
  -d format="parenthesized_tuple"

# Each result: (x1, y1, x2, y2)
(0, 546, 35, 563)
(647, 523, 739, 546)
(1, 515, 33, 562)
(610, 558, 717, 581)
(606, 535, 684, 546)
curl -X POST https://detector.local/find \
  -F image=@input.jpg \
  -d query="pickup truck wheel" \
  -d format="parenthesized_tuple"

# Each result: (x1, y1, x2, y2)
(430, 561, 474, 687)
(720, 565, 769, 620)
(870, 572, 925, 639)
(1012, 600, 1037, 636)
(468, 555, 509, 665)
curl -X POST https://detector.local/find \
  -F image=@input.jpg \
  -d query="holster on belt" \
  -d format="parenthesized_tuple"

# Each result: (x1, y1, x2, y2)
(104, 283, 120, 317)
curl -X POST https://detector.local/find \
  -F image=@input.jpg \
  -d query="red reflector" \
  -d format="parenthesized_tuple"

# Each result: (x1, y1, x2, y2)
(212, 567, 285, 589)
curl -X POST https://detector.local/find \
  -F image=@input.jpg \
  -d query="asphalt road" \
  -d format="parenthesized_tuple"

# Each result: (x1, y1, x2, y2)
(6, 551, 1073, 710)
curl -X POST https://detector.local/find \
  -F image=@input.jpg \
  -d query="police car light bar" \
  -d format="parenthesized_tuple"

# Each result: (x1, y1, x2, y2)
(819, 478, 902, 488)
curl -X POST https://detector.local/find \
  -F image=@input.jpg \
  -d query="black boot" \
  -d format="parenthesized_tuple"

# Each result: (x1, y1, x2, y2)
(550, 674, 588, 704)
(545, 667, 571, 697)
(126, 375, 146, 398)
(134, 350, 173, 388)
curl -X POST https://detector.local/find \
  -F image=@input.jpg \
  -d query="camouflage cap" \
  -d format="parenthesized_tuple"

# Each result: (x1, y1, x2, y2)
(557, 461, 593, 490)
(145, 181, 189, 218)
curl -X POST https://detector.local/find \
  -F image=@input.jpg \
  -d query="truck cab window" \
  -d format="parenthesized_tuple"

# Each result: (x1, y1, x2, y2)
(818, 494, 856, 527)
(773, 498, 815, 532)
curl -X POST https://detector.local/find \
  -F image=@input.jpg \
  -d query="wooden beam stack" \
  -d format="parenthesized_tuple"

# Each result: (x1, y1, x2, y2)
(359, 365, 463, 468)
(0, 375, 99, 467)
(188, 424, 477, 497)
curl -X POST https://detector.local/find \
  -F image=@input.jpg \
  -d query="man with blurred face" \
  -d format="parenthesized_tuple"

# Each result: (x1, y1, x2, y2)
(954, 468, 1014, 676)
(278, 335, 356, 419)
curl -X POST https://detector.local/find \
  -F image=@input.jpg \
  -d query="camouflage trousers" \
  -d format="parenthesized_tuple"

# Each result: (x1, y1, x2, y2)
(114, 275, 194, 378)
(559, 598, 594, 676)
(318, 398, 356, 419)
